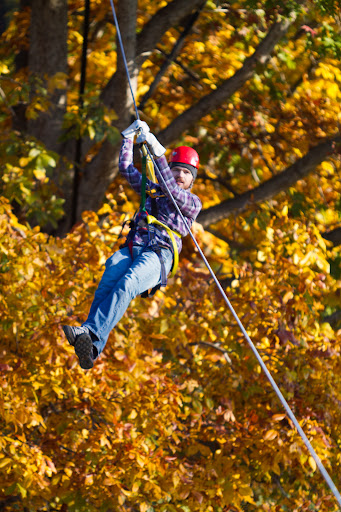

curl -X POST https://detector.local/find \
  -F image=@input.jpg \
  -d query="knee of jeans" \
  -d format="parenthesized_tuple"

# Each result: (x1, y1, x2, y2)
(105, 248, 127, 268)
(122, 271, 140, 297)
(105, 254, 115, 268)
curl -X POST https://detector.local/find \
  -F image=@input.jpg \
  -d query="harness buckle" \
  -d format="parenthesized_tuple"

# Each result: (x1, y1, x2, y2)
(148, 238, 158, 248)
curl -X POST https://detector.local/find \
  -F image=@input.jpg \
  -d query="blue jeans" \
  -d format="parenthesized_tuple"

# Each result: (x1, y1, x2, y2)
(82, 245, 173, 358)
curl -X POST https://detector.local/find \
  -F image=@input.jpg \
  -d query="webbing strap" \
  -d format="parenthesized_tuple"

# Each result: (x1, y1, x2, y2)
(141, 144, 160, 210)
(140, 153, 147, 212)
(141, 144, 157, 183)
(146, 214, 180, 278)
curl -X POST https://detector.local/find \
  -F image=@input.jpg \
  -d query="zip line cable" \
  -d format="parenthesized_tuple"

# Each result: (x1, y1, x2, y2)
(108, 1, 341, 507)
(109, 0, 139, 120)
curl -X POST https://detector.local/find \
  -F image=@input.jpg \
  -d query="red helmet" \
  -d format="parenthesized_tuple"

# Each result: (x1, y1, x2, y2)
(169, 146, 199, 169)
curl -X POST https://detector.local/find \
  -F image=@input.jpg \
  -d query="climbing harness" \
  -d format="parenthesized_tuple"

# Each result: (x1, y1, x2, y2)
(109, 0, 341, 507)
(140, 145, 181, 281)
(122, 144, 181, 297)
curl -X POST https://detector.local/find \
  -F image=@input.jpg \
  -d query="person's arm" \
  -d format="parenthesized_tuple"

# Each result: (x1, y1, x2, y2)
(119, 138, 161, 197)
(118, 138, 143, 195)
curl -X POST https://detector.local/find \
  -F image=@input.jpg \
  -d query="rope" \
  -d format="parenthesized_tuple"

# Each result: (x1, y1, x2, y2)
(108, 1, 341, 507)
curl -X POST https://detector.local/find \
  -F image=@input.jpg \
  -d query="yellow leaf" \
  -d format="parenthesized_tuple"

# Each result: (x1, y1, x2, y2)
(172, 471, 180, 488)
(17, 483, 27, 498)
(321, 161, 335, 173)
(114, 350, 126, 361)
(326, 82, 340, 99)
(47, 72, 68, 92)
(272, 414, 286, 421)
(282, 291, 293, 304)
(315, 255, 330, 273)
(239, 484, 253, 497)
(0, 63, 9, 74)
(33, 169, 46, 181)
(132, 480, 140, 493)
(281, 205, 288, 216)
(97, 203, 113, 215)
(65, 467, 73, 477)
(19, 157, 30, 167)
(0, 458, 12, 468)
(129, 409, 138, 419)
(309, 456, 317, 472)
(136, 454, 145, 468)
(264, 429, 277, 441)
(257, 250, 267, 262)
(265, 123, 275, 133)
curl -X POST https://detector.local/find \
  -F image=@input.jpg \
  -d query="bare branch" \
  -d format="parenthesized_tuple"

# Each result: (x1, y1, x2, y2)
(156, 47, 202, 84)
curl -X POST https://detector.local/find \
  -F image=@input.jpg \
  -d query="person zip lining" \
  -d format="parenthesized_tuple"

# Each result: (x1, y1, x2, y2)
(60, 1, 341, 506)
(63, 120, 202, 369)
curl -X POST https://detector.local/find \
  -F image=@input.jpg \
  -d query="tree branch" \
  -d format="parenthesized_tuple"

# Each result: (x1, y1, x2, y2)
(197, 134, 341, 228)
(189, 341, 232, 364)
(157, 15, 295, 146)
(101, 0, 204, 113)
(156, 47, 202, 84)
(136, 0, 205, 65)
(138, 2, 205, 111)
(205, 227, 256, 251)
(322, 227, 341, 247)
(323, 310, 341, 328)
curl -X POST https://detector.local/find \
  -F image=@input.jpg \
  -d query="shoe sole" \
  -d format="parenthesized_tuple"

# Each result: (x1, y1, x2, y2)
(62, 325, 76, 346)
(74, 333, 94, 370)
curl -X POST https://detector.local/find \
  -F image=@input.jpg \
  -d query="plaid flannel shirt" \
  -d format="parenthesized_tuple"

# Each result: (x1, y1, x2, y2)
(119, 138, 202, 253)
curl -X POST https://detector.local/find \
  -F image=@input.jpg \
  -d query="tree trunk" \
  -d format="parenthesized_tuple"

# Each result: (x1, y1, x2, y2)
(27, 0, 68, 154)
(75, 0, 138, 222)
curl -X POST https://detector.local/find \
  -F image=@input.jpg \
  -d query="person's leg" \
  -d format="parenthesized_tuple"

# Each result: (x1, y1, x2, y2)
(89, 247, 173, 358)
(83, 247, 132, 340)
(63, 247, 132, 369)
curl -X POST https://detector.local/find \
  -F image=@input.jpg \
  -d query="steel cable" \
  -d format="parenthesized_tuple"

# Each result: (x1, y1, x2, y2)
(109, 1, 341, 507)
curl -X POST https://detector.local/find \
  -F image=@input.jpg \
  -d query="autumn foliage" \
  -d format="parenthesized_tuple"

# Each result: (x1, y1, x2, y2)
(1, 190, 341, 511)
(1, 0, 341, 511)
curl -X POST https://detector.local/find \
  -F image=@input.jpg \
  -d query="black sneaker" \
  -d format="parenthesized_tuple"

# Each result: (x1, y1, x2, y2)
(62, 325, 77, 346)
(74, 333, 94, 370)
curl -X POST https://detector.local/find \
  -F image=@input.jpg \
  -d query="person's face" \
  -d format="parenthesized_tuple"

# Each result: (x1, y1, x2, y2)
(171, 166, 193, 190)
